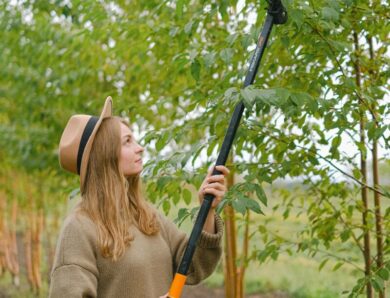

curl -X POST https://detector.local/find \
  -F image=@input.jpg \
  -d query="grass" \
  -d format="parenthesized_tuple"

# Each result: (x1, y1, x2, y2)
(0, 271, 48, 298)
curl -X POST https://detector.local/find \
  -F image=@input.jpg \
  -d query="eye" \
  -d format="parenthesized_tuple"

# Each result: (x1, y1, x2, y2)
(123, 137, 131, 145)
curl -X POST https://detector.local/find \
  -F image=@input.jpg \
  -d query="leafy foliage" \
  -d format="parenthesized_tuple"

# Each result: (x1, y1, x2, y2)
(0, 0, 389, 296)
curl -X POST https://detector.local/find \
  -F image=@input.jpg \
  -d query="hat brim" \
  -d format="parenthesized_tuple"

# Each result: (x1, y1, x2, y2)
(79, 96, 113, 190)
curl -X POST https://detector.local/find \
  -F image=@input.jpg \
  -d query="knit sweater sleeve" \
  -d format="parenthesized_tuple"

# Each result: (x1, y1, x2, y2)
(48, 213, 99, 298)
(156, 209, 224, 285)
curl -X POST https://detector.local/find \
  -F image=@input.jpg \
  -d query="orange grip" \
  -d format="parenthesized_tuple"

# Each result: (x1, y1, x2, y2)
(168, 273, 187, 298)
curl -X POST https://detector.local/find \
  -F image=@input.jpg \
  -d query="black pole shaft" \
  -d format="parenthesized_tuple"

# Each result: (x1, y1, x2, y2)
(176, 9, 281, 276)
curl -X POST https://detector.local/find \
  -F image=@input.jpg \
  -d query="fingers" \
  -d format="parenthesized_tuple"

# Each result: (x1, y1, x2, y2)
(206, 175, 225, 183)
(215, 165, 230, 176)
(204, 182, 226, 191)
(203, 186, 225, 198)
(199, 165, 230, 206)
(207, 165, 230, 177)
(203, 177, 226, 201)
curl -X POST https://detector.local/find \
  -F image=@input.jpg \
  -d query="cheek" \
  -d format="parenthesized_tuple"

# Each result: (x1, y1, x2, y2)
(120, 147, 131, 163)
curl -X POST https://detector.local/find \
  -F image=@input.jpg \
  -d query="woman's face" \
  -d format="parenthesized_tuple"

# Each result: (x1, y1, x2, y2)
(119, 123, 144, 176)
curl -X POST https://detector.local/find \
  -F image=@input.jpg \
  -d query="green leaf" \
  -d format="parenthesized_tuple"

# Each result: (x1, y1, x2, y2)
(226, 33, 238, 46)
(241, 34, 252, 49)
(182, 188, 192, 205)
(203, 52, 216, 69)
(352, 168, 361, 179)
(156, 131, 170, 151)
(157, 176, 172, 191)
(176, 0, 185, 17)
(243, 197, 263, 214)
(372, 276, 384, 291)
(258, 225, 267, 233)
(308, 154, 319, 166)
(378, 268, 389, 281)
(290, 93, 306, 106)
(179, 151, 191, 168)
(216, 198, 230, 214)
(283, 208, 290, 219)
(163, 200, 171, 214)
(340, 229, 350, 242)
(218, 0, 229, 20)
(174, 208, 190, 225)
(319, 258, 329, 271)
(366, 121, 376, 140)
(232, 199, 246, 215)
(289, 9, 304, 29)
(240, 86, 257, 109)
(332, 135, 341, 148)
(281, 36, 289, 48)
(225, 87, 237, 98)
(274, 88, 291, 105)
(172, 192, 180, 204)
(345, 77, 357, 90)
(191, 143, 205, 167)
(332, 262, 344, 271)
(375, 125, 388, 141)
(321, 7, 339, 21)
(191, 59, 201, 81)
(254, 184, 267, 206)
(219, 48, 234, 63)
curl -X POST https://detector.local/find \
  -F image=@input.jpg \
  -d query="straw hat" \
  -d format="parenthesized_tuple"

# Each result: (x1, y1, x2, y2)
(59, 96, 113, 190)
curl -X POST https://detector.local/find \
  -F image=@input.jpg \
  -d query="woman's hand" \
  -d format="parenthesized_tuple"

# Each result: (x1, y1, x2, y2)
(159, 294, 169, 298)
(198, 165, 230, 209)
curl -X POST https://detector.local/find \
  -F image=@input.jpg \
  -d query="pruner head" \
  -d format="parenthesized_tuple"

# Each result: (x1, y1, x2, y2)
(267, 0, 288, 25)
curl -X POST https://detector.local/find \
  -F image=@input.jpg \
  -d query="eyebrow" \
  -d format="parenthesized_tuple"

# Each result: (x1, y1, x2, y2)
(122, 133, 133, 139)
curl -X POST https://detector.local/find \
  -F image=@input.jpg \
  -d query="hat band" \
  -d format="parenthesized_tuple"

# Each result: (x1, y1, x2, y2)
(77, 116, 99, 174)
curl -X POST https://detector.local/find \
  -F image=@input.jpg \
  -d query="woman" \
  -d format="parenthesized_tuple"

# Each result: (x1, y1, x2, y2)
(49, 97, 229, 297)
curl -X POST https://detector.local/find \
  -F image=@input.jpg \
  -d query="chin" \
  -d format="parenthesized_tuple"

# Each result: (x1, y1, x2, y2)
(124, 169, 143, 177)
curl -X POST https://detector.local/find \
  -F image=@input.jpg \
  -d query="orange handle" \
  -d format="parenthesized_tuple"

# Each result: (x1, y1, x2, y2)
(168, 273, 187, 298)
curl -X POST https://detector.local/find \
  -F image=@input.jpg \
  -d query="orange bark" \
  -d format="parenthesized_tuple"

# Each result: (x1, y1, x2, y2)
(223, 154, 237, 298)
(24, 220, 34, 289)
(236, 207, 250, 298)
(9, 200, 20, 286)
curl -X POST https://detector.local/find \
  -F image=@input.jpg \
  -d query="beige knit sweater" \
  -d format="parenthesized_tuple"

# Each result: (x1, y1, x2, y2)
(48, 206, 224, 298)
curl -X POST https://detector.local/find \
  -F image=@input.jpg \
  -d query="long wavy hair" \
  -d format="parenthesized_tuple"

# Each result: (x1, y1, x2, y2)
(77, 116, 159, 261)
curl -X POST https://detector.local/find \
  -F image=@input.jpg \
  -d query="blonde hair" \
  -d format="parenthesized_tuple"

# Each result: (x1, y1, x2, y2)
(78, 117, 159, 261)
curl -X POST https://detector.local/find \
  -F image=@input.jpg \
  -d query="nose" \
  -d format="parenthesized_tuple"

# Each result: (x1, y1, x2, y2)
(137, 143, 144, 153)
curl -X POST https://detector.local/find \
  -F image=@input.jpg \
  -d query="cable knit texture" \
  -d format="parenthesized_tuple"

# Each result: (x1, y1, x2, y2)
(48, 206, 224, 298)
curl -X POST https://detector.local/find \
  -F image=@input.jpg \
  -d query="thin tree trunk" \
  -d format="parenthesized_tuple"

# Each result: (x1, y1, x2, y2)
(24, 225, 34, 289)
(46, 217, 54, 283)
(236, 207, 250, 298)
(9, 200, 19, 286)
(0, 197, 6, 276)
(224, 153, 237, 298)
(353, 31, 372, 298)
(31, 209, 43, 294)
(367, 34, 385, 298)
(0, 201, 16, 283)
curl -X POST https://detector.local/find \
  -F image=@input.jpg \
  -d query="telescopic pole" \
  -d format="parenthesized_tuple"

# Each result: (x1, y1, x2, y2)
(168, 1, 287, 297)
